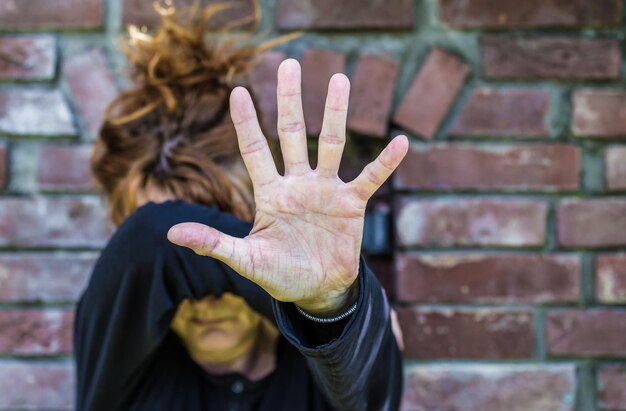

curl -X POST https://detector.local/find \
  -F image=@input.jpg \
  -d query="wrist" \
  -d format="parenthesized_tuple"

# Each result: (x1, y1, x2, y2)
(295, 280, 359, 317)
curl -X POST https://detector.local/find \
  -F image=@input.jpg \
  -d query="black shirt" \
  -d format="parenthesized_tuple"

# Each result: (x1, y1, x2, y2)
(74, 200, 402, 411)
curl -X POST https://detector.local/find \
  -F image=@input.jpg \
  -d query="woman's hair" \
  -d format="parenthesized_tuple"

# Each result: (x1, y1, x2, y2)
(93, 2, 294, 225)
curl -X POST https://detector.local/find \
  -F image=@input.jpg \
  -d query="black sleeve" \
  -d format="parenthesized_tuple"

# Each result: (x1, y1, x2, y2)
(73, 200, 273, 411)
(272, 257, 404, 411)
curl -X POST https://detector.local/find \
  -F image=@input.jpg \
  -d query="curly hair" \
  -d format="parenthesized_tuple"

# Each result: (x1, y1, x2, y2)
(92, 1, 296, 225)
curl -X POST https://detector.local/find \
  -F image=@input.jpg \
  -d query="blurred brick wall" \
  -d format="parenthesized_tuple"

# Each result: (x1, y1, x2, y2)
(1, 0, 626, 410)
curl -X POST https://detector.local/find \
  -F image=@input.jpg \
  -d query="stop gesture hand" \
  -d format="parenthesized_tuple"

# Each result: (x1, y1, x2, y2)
(168, 59, 408, 316)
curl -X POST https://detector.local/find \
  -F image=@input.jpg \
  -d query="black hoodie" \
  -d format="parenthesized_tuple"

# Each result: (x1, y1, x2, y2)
(74, 200, 402, 411)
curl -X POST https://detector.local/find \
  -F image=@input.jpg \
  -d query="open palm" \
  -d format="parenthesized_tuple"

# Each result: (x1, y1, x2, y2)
(168, 59, 408, 316)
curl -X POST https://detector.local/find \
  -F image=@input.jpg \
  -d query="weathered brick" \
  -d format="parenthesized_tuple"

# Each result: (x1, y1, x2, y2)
(0, 361, 73, 410)
(123, 0, 256, 28)
(606, 146, 626, 191)
(0, 0, 102, 30)
(393, 48, 469, 139)
(0, 253, 95, 303)
(396, 253, 580, 304)
(482, 36, 621, 81)
(0, 142, 6, 190)
(397, 307, 534, 359)
(0, 89, 76, 137)
(573, 90, 626, 138)
(0, 35, 56, 81)
(394, 143, 580, 191)
(557, 199, 626, 248)
(37, 144, 93, 191)
(301, 49, 346, 137)
(596, 255, 626, 303)
(248, 51, 286, 140)
(396, 198, 547, 248)
(276, 0, 414, 30)
(0, 309, 73, 355)
(402, 364, 576, 411)
(450, 88, 550, 137)
(63, 49, 118, 141)
(0, 197, 112, 248)
(439, 0, 621, 29)
(347, 54, 400, 138)
(598, 366, 626, 411)
(546, 309, 626, 357)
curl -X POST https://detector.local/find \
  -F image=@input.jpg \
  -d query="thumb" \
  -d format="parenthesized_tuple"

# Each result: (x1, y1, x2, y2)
(167, 222, 246, 269)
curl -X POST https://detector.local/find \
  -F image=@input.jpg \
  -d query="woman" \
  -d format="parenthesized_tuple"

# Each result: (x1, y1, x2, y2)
(74, 3, 407, 410)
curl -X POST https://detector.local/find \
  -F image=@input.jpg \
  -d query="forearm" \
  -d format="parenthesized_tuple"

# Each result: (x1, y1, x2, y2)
(272, 257, 403, 411)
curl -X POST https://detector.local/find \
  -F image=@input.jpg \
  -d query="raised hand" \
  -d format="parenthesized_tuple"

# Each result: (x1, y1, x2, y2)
(168, 59, 408, 316)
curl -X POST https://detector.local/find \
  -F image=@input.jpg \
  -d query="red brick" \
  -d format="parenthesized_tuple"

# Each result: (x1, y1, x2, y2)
(606, 146, 626, 191)
(395, 143, 580, 191)
(598, 366, 626, 410)
(547, 309, 626, 357)
(0, 253, 95, 303)
(0, 361, 73, 410)
(0, 89, 75, 137)
(63, 49, 118, 141)
(397, 307, 534, 359)
(276, 0, 414, 30)
(123, 0, 256, 28)
(347, 54, 400, 138)
(482, 36, 621, 81)
(0, 35, 56, 81)
(301, 49, 346, 137)
(402, 364, 576, 411)
(573, 90, 626, 138)
(0, 197, 112, 248)
(396, 198, 547, 248)
(393, 48, 469, 139)
(0, 0, 102, 30)
(37, 144, 93, 191)
(0, 142, 6, 190)
(596, 255, 626, 304)
(248, 51, 286, 140)
(0, 309, 73, 355)
(450, 88, 550, 137)
(557, 199, 626, 248)
(396, 253, 580, 304)
(439, 0, 621, 29)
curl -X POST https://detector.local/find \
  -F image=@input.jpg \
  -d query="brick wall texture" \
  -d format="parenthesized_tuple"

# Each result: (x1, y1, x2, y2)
(1, 0, 625, 410)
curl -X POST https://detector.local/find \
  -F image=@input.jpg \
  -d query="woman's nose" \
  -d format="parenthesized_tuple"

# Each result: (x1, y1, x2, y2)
(191, 295, 219, 310)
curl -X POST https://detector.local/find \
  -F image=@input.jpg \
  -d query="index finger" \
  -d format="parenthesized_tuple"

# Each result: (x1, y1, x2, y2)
(230, 87, 279, 188)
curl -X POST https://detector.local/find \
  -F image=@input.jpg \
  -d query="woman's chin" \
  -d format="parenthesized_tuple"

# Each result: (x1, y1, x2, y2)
(195, 332, 240, 352)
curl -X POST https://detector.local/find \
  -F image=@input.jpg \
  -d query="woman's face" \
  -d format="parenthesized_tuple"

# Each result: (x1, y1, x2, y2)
(171, 292, 263, 363)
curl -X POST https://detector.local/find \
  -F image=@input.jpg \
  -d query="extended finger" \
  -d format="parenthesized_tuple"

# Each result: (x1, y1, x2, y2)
(168, 222, 251, 277)
(277, 59, 310, 175)
(316, 73, 349, 178)
(350, 135, 409, 201)
(230, 86, 279, 188)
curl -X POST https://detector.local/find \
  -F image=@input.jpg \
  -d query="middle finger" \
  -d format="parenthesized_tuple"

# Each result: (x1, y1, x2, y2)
(276, 59, 310, 176)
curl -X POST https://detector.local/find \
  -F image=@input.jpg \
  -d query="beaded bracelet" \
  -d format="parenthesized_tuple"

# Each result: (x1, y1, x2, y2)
(295, 301, 358, 323)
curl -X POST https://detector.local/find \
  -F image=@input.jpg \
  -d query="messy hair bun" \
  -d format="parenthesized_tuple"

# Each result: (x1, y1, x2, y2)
(92, 2, 295, 225)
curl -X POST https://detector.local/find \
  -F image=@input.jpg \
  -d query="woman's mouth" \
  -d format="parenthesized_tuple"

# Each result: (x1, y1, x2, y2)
(191, 317, 232, 326)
